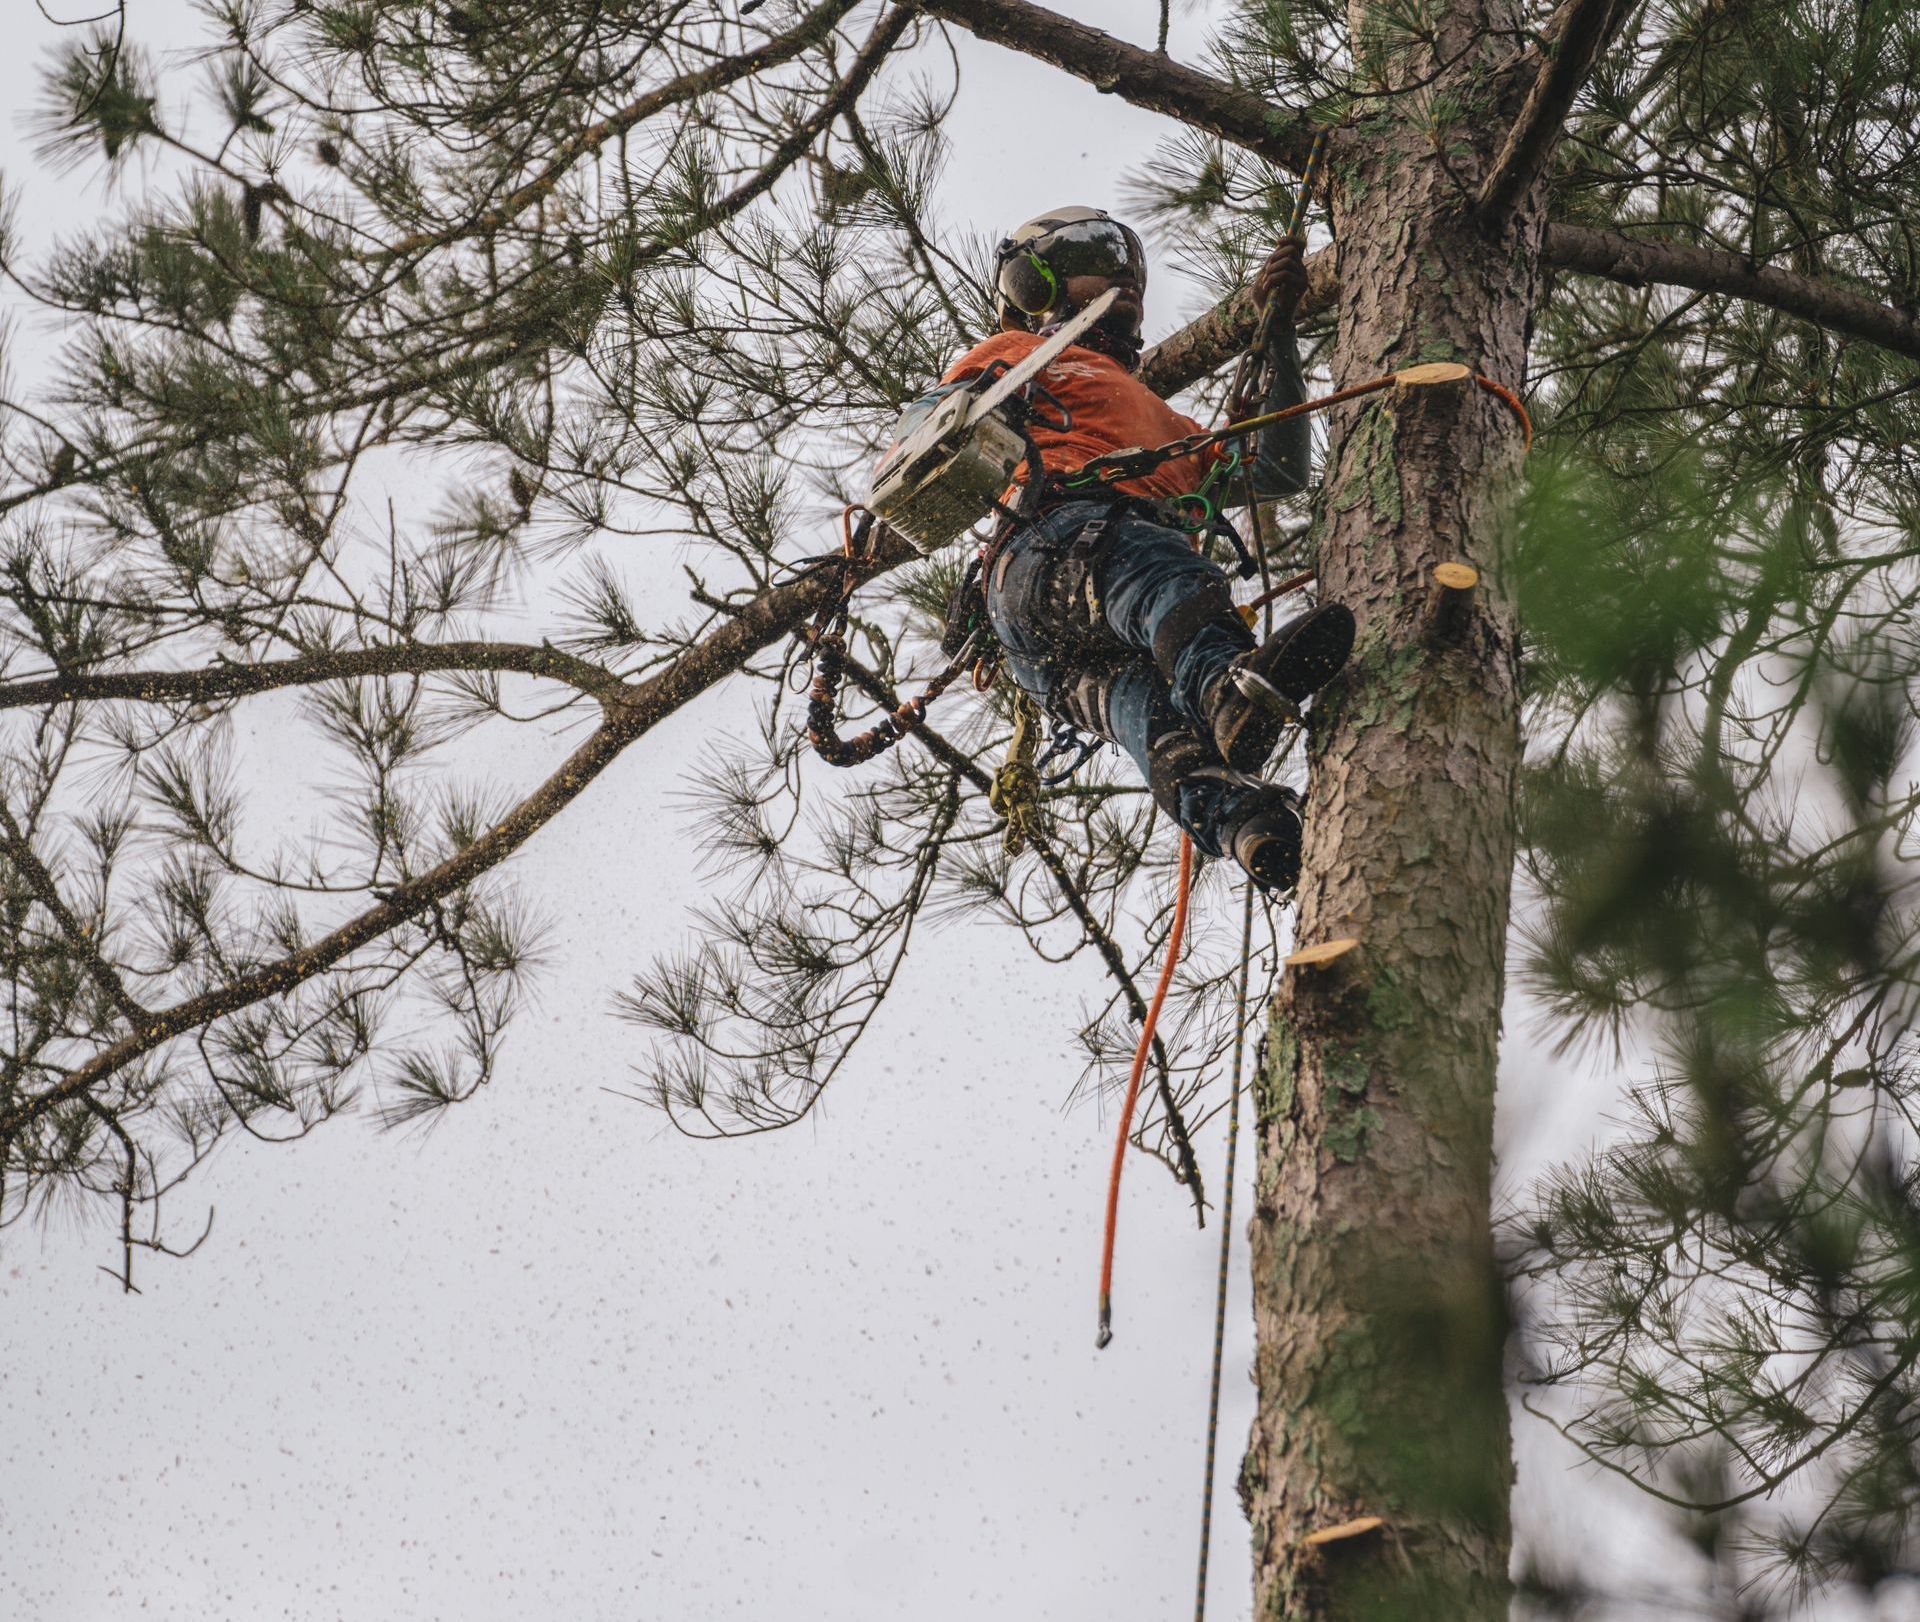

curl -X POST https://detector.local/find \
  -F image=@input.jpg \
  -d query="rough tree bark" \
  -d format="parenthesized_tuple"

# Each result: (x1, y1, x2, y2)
(1241, 3, 1542, 1616)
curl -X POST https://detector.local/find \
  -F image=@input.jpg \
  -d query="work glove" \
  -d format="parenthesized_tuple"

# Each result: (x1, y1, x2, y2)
(1251, 235, 1308, 323)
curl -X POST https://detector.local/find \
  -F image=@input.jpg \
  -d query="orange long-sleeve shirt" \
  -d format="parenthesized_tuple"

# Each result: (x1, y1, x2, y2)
(940, 331, 1223, 504)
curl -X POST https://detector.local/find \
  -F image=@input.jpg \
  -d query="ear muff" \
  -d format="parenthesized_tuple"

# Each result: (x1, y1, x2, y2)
(996, 245, 1060, 317)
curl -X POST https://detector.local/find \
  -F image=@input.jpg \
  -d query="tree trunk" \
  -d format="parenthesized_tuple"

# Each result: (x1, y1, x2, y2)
(1243, 5, 1539, 1616)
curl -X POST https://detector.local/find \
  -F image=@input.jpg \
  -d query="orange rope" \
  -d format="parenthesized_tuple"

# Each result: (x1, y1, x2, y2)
(1237, 567, 1318, 626)
(1474, 374, 1533, 451)
(1098, 833, 1195, 1347)
(840, 502, 872, 556)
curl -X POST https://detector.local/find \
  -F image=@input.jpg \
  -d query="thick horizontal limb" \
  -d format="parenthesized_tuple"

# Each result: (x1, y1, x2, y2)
(0, 641, 626, 713)
(0, 534, 916, 1137)
(1543, 224, 1920, 363)
(900, 0, 1918, 376)
(1142, 226, 1920, 396)
(905, 0, 1317, 172)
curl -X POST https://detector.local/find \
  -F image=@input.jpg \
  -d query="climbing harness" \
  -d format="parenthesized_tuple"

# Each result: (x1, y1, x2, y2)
(804, 361, 1524, 772)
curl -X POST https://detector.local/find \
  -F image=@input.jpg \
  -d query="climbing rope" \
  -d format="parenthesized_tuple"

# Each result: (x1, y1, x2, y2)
(1065, 358, 1531, 495)
(1475, 373, 1534, 450)
(1097, 831, 1194, 1349)
(1225, 128, 1328, 427)
(1191, 456, 1300, 1617)
(1193, 882, 1256, 1622)
(1095, 140, 1333, 1353)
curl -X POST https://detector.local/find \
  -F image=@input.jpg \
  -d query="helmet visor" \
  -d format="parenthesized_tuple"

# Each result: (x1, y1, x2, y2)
(1037, 218, 1146, 290)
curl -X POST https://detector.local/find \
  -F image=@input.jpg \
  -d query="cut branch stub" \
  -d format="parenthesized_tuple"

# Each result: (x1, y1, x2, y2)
(1300, 1515, 1386, 1548)
(1430, 561, 1481, 642)
(1392, 361, 1473, 387)
(1283, 937, 1359, 969)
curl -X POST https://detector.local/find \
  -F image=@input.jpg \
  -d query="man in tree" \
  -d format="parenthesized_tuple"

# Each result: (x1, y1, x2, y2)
(936, 207, 1354, 891)
(16, 2, 1920, 1613)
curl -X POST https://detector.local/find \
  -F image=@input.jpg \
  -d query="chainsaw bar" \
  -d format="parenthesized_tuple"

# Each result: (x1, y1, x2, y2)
(967, 287, 1119, 424)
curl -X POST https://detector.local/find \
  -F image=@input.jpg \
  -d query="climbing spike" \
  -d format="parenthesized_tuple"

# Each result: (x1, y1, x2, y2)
(1284, 937, 1359, 969)
(1391, 361, 1473, 387)
(1301, 1515, 1385, 1548)
(1433, 560, 1479, 590)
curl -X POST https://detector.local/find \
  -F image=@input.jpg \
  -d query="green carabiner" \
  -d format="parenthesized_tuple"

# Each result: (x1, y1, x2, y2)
(1173, 494, 1215, 533)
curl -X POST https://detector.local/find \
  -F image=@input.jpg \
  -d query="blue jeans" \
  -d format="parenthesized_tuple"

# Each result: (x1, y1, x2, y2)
(983, 501, 1270, 858)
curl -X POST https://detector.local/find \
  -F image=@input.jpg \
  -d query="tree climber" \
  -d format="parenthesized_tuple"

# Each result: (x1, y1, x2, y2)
(942, 207, 1353, 892)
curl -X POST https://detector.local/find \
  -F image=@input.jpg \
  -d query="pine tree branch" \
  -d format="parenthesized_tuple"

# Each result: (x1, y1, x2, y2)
(1, 9, 909, 522)
(830, 649, 1206, 1218)
(1543, 224, 1920, 363)
(0, 804, 152, 1027)
(0, 642, 628, 713)
(0, 534, 917, 1139)
(905, 0, 1317, 172)
(1475, 0, 1635, 220)
(1141, 223, 1920, 393)
(378, 0, 869, 259)
(685, 6, 916, 247)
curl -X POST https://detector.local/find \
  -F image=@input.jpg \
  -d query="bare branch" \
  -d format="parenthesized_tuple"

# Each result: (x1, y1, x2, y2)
(0, 641, 626, 713)
(1543, 224, 1920, 364)
(906, 0, 1317, 173)
(1475, 0, 1634, 220)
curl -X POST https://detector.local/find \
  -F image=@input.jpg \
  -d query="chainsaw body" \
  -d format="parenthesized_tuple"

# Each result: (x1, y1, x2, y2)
(867, 385, 1028, 553)
(865, 289, 1118, 554)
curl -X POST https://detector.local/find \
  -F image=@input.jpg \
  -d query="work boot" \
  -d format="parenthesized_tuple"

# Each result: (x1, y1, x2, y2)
(1205, 603, 1355, 773)
(1225, 787, 1305, 893)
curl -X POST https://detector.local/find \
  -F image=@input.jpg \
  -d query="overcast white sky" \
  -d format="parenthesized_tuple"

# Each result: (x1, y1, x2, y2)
(4, 4, 1906, 1620)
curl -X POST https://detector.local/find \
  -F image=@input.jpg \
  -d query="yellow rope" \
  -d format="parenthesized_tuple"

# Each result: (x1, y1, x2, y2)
(988, 689, 1045, 854)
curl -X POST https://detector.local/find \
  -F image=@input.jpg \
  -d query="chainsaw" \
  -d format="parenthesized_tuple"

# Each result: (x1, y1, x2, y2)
(866, 289, 1119, 553)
